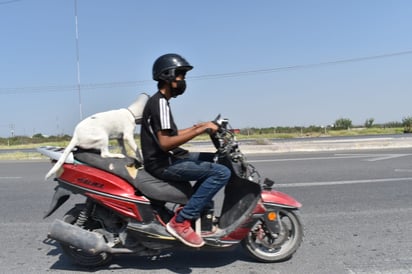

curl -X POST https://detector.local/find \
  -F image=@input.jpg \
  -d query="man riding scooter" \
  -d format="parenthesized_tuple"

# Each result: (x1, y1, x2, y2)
(140, 53, 231, 247)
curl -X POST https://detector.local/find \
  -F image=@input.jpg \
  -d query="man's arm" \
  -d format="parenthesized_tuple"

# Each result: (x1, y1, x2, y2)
(156, 122, 218, 152)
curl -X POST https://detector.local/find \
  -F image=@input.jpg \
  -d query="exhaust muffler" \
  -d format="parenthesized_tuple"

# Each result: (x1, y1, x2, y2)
(48, 219, 113, 255)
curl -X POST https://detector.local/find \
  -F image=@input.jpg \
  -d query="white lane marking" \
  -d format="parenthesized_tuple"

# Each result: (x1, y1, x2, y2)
(333, 153, 411, 161)
(250, 153, 412, 163)
(365, 154, 410, 161)
(312, 137, 394, 143)
(305, 207, 412, 218)
(395, 169, 412, 173)
(347, 266, 412, 274)
(250, 154, 371, 163)
(274, 177, 412, 188)
(0, 177, 21, 180)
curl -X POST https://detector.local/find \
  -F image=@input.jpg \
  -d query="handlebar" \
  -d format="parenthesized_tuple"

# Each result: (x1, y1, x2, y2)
(205, 128, 214, 135)
(207, 115, 261, 183)
(207, 114, 234, 151)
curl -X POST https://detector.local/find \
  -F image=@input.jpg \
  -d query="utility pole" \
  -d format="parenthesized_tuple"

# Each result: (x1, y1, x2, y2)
(74, 0, 83, 121)
(9, 123, 14, 137)
(8, 123, 14, 146)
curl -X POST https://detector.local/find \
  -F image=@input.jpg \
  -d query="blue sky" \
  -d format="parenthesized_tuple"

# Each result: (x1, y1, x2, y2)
(1, 0, 411, 137)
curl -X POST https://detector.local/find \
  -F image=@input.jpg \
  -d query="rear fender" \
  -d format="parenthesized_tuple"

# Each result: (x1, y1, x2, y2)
(43, 186, 72, 218)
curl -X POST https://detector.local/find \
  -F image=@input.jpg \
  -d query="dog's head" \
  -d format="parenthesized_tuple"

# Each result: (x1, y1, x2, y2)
(128, 93, 150, 124)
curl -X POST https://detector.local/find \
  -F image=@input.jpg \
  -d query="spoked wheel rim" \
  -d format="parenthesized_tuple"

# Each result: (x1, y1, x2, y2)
(242, 209, 303, 262)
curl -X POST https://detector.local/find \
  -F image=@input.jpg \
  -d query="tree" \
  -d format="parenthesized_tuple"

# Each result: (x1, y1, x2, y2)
(334, 118, 352, 130)
(32, 133, 45, 139)
(402, 116, 412, 133)
(364, 118, 374, 128)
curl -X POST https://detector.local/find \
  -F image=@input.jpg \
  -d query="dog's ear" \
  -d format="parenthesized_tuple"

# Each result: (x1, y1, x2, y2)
(128, 93, 149, 122)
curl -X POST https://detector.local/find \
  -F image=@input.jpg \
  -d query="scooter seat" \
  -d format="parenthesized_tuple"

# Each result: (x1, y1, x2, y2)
(72, 148, 192, 204)
(73, 148, 140, 183)
(134, 169, 192, 205)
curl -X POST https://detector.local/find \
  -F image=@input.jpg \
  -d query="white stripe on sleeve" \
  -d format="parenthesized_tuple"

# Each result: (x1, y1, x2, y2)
(159, 98, 171, 129)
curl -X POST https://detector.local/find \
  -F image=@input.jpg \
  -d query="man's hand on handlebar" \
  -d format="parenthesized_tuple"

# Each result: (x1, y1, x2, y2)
(204, 121, 219, 134)
(193, 121, 219, 135)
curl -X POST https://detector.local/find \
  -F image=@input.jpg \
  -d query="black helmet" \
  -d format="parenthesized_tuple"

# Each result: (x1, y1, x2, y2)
(152, 53, 193, 82)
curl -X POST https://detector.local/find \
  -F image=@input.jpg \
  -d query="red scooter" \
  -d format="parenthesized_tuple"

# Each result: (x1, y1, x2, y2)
(38, 116, 303, 267)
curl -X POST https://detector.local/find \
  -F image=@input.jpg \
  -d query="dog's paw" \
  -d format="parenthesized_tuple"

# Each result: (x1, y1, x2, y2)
(101, 153, 126, 158)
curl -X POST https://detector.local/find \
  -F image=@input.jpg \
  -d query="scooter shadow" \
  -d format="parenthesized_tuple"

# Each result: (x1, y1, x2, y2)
(45, 239, 254, 273)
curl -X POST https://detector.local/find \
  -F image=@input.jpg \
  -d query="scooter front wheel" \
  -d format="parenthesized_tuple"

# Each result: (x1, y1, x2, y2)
(242, 209, 303, 262)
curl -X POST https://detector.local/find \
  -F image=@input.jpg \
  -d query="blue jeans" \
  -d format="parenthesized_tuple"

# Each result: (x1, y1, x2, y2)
(161, 153, 231, 220)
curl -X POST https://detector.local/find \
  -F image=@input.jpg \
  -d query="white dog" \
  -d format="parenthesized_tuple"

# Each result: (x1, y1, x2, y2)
(45, 93, 149, 180)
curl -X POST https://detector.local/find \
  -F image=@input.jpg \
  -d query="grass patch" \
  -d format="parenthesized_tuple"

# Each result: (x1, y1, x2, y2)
(0, 151, 47, 160)
(0, 127, 406, 160)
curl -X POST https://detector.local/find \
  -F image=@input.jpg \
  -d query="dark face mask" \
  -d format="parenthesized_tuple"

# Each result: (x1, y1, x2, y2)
(170, 80, 186, 98)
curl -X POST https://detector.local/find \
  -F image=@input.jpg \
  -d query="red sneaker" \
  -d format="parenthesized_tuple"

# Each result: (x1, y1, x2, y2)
(166, 215, 205, 248)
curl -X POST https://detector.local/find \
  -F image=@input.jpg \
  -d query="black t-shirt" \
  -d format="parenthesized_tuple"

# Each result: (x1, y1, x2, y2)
(140, 91, 179, 176)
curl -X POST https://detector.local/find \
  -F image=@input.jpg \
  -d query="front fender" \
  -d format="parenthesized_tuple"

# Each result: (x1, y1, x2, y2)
(261, 189, 302, 209)
(43, 185, 72, 218)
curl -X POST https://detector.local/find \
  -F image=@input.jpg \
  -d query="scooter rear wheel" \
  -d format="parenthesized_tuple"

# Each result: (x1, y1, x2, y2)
(60, 205, 113, 267)
(242, 209, 303, 262)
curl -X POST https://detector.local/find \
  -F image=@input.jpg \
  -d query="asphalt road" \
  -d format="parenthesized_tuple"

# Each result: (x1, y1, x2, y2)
(0, 148, 411, 273)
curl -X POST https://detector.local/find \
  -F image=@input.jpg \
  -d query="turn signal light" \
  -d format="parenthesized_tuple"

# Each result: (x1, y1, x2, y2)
(267, 211, 277, 221)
